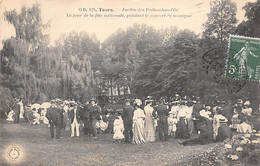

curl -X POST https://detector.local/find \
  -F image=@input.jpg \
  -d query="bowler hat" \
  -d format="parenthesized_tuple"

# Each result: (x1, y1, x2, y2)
(90, 97, 96, 102)
(125, 99, 131, 103)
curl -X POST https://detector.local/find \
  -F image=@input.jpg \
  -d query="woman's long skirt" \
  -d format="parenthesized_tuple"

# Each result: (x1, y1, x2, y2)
(133, 118, 146, 144)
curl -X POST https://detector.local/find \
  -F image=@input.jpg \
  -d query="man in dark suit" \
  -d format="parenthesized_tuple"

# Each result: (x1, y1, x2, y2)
(215, 121, 232, 142)
(122, 99, 134, 143)
(89, 99, 101, 138)
(13, 99, 21, 123)
(46, 100, 63, 139)
(69, 102, 80, 137)
(179, 117, 213, 146)
(222, 100, 233, 125)
(192, 98, 204, 132)
(82, 101, 91, 135)
(154, 99, 169, 141)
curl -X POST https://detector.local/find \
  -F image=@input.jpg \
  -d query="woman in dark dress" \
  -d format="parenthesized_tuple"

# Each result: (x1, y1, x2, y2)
(175, 102, 190, 139)
(179, 117, 213, 146)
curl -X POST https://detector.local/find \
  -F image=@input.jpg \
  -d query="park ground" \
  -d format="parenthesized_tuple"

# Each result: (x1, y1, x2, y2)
(0, 120, 217, 166)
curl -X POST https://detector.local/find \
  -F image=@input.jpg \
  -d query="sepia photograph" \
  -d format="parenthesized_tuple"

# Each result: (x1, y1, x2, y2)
(0, 0, 260, 165)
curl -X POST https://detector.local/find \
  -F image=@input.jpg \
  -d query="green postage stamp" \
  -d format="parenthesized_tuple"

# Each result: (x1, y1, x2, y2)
(225, 35, 260, 81)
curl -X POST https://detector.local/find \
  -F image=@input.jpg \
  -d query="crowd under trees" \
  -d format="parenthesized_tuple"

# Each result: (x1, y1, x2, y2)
(0, 0, 259, 116)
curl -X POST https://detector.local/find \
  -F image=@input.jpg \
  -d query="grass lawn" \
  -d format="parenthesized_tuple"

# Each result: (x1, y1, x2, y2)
(0, 120, 217, 166)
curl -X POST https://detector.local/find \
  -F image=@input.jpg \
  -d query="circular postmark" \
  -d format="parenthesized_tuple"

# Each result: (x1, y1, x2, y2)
(7, 147, 21, 161)
(202, 46, 248, 93)
(4, 144, 25, 164)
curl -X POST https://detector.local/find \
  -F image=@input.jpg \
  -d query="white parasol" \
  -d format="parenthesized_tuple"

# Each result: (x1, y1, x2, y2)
(31, 103, 41, 110)
(41, 102, 51, 108)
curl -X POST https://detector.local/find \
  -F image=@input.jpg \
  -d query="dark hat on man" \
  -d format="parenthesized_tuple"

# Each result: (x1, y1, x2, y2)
(145, 96, 153, 104)
(90, 97, 96, 102)
(125, 99, 131, 103)
(146, 96, 153, 100)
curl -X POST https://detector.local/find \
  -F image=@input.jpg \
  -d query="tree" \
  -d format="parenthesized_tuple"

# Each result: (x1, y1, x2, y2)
(236, 0, 260, 37)
(131, 30, 199, 98)
(4, 4, 49, 50)
(100, 24, 163, 98)
(0, 86, 14, 119)
(131, 47, 165, 97)
(203, 0, 238, 44)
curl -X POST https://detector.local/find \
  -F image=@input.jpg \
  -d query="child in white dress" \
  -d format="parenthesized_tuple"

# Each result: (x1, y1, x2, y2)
(168, 113, 178, 138)
(231, 110, 240, 130)
(40, 109, 49, 124)
(113, 114, 124, 143)
(6, 110, 15, 123)
(32, 110, 41, 125)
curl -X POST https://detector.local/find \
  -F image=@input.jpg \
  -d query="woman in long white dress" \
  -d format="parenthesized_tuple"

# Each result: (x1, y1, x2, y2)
(144, 100, 156, 142)
(132, 99, 146, 144)
(18, 100, 24, 119)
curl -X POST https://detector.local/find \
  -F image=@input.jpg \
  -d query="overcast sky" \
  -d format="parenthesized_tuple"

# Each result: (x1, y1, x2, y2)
(0, 0, 256, 48)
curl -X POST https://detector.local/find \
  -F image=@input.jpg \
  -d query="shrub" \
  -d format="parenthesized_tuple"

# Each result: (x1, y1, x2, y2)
(0, 87, 14, 119)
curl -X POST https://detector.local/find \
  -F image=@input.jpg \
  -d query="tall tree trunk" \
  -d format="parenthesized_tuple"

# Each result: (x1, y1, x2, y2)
(220, 0, 223, 45)
(117, 84, 121, 97)
(110, 78, 113, 99)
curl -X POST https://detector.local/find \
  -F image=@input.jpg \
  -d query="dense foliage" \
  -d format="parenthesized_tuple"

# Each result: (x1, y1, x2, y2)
(182, 132, 260, 165)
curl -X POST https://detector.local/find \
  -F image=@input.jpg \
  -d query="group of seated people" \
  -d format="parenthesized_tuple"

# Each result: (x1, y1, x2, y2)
(176, 98, 259, 145)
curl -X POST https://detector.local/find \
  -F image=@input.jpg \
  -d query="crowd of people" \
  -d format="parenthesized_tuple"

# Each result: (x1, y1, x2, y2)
(5, 94, 260, 146)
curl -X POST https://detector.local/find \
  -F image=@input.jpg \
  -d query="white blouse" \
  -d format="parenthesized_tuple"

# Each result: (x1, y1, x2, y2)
(133, 108, 145, 121)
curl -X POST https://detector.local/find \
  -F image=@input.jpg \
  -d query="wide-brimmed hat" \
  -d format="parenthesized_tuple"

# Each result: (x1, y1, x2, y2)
(219, 118, 228, 124)
(56, 98, 62, 102)
(70, 100, 76, 105)
(145, 96, 153, 104)
(237, 99, 243, 104)
(244, 101, 250, 106)
(134, 99, 142, 106)
(171, 101, 178, 104)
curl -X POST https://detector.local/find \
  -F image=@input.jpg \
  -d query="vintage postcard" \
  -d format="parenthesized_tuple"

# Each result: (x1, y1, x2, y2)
(0, 0, 259, 165)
